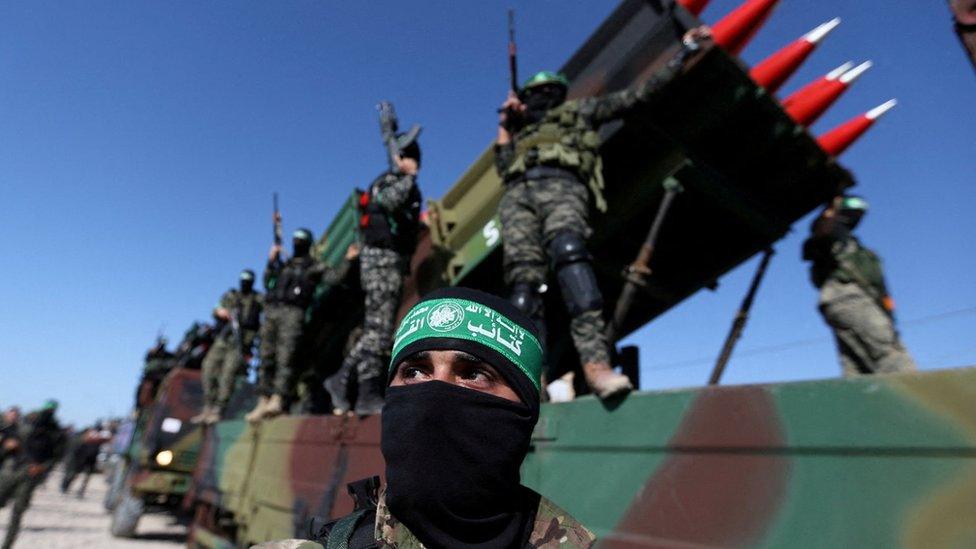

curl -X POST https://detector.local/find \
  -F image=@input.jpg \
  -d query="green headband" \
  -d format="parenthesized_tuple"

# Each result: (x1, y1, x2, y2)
(390, 298, 544, 391)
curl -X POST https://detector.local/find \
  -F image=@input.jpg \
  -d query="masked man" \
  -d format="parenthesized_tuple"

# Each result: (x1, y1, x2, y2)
(324, 135, 423, 416)
(193, 269, 264, 424)
(248, 229, 359, 421)
(802, 195, 916, 376)
(260, 288, 595, 548)
(494, 27, 710, 399)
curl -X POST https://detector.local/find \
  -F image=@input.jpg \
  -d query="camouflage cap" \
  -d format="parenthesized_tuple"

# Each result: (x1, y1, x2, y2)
(41, 399, 58, 411)
(840, 195, 869, 212)
(240, 269, 255, 281)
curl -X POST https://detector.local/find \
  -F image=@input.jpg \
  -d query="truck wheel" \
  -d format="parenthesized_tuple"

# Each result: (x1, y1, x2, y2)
(110, 490, 144, 538)
(103, 460, 126, 512)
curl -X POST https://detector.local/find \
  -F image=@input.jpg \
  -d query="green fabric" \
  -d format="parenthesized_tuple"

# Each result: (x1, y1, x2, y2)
(326, 509, 368, 549)
(390, 298, 544, 391)
(523, 70, 569, 89)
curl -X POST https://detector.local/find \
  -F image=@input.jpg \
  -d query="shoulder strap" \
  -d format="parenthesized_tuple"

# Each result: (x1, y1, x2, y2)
(325, 509, 369, 549)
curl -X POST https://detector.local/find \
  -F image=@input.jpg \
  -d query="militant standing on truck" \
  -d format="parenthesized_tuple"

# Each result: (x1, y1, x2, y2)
(193, 269, 264, 425)
(494, 26, 711, 399)
(802, 194, 917, 376)
(248, 225, 359, 422)
(324, 101, 423, 416)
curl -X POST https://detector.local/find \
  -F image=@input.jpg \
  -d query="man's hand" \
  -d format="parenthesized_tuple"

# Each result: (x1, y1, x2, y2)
(682, 26, 712, 50)
(345, 243, 360, 261)
(497, 90, 524, 145)
(269, 243, 282, 262)
(395, 156, 419, 176)
(214, 307, 230, 321)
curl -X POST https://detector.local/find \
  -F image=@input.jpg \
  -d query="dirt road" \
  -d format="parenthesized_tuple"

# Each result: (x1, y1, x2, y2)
(0, 471, 185, 548)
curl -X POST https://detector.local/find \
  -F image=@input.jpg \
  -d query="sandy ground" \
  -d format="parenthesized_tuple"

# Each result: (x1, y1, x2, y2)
(0, 470, 185, 548)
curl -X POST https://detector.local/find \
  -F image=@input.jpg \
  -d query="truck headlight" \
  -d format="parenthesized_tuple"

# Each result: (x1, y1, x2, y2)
(155, 450, 174, 467)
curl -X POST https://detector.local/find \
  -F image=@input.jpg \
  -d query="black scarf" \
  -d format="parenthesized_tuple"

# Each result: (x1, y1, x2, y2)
(522, 87, 566, 125)
(381, 381, 540, 549)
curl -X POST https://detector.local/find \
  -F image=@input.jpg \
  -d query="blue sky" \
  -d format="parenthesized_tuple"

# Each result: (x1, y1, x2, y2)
(1, 1, 972, 426)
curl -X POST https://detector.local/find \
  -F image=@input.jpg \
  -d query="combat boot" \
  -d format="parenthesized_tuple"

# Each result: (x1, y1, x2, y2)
(190, 405, 215, 425)
(583, 362, 633, 399)
(263, 394, 284, 419)
(245, 396, 269, 423)
(323, 368, 351, 415)
(353, 376, 385, 416)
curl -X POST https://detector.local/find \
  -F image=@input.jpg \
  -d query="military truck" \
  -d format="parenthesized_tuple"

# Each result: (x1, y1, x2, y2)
(186, 0, 976, 546)
(109, 367, 205, 537)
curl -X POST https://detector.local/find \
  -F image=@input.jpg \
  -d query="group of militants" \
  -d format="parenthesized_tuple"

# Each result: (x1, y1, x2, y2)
(135, 20, 914, 437)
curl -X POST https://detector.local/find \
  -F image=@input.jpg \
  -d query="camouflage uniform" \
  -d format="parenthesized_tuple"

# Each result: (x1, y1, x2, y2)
(495, 61, 685, 368)
(202, 289, 263, 409)
(257, 489, 595, 549)
(326, 171, 420, 413)
(805, 234, 916, 376)
(259, 256, 349, 398)
(347, 172, 419, 383)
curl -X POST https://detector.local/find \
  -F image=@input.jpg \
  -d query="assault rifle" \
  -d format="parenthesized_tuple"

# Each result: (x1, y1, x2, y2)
(507, 9, 518, 93)
(377, 101, 421, 176)
(273, 192, 282, 246)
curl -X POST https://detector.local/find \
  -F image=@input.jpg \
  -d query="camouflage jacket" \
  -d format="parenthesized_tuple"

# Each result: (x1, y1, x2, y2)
(214, 288, 264, 340)
(256, 489, 595, 549)
(494, 56, 683, 212)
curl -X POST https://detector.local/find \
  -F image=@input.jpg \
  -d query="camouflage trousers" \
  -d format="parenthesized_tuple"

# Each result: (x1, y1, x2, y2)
(257, 304, 306, 397)
(819, 280, 917, 376)
(499, 176, 610, 366)
(0, 464, 40, 549)
(202, 335, 251, 408)
(341, 246, 404, 382)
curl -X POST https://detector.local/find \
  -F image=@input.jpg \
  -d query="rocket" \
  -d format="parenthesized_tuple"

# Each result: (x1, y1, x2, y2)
(817, 99, 897, 156)
(677, 0, 710, 16)
(750, 18, 841, 93)
(783, 61, 872, 126)
(712, 0, 781, 55)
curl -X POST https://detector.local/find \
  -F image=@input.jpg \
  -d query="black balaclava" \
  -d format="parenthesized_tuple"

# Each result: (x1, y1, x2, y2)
(292, 228, 313, 258)
(382, 287, 545, 549)
(522, 84, 567, 125)
(239, 269, 255, 294)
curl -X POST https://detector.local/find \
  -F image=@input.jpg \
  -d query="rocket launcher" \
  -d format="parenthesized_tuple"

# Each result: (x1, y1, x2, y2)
(750, 18, 841, 93)
(784, 61, 872, 126)
(817, 99, 897, 156)
(712, 0, 780, 55)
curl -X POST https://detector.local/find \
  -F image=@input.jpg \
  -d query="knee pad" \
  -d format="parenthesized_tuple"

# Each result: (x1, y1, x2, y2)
(548, 231, 603, 316)
(510, 281, 544, 318)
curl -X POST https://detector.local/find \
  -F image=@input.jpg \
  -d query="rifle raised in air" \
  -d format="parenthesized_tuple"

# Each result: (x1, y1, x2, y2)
(377, 101, 421, 176)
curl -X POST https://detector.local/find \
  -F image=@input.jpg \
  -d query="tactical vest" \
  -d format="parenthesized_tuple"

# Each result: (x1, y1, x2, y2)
(359, 172, 422, 255)
(832, 238, 887, 301)
(269, 256, 318, 309)
(231, 291, 262, 331)
(506, 101, 607, 211)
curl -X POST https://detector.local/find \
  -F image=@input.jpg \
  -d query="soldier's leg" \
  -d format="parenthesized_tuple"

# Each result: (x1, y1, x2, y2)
(272, 306, 306, 402)
(821, 287, 916, 375)
(538, 177, 631, 398)
(216, 345, 244, 412)
(0, 467, 20, 508)
(499, 182, 548, 324)
(351, 248, 403, 415)
(200, 338, 229, 408)
(1, 473, 37, 549)
(257, 308, 279, 397)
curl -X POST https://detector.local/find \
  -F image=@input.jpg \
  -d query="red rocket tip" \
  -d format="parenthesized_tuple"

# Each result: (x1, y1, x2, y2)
(677, 0, 710, 16)
(750, 18, 841, 93)
(712, 0, 781, 55)
(783, 61, 870, 126)
(817, 99, 897, 156)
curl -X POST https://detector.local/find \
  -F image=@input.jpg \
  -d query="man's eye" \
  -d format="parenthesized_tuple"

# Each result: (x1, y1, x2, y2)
(462, 368, 493, 382)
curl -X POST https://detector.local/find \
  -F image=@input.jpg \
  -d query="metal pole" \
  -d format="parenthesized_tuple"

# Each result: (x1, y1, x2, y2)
(707, 247, 775, 385)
